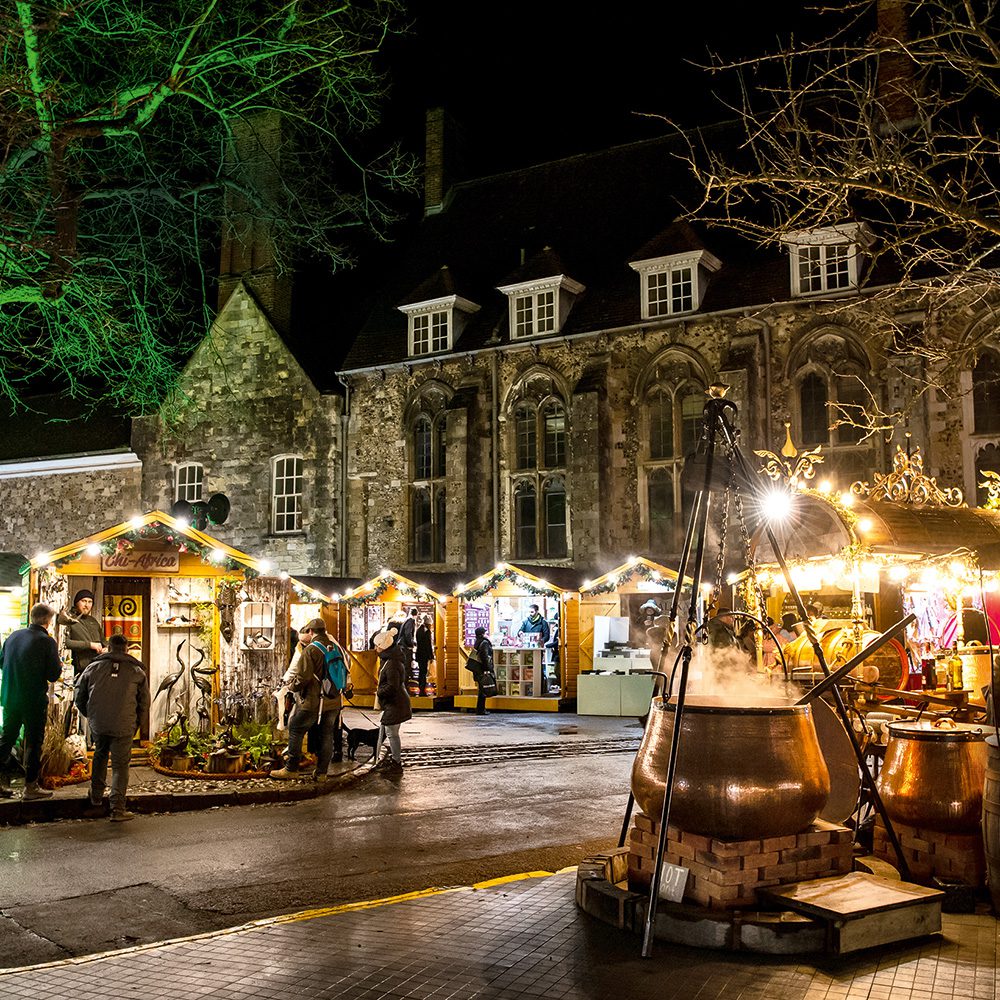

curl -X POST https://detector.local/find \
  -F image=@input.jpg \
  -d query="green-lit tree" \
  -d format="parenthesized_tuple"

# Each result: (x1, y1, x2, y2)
(1, 0, 416, 410)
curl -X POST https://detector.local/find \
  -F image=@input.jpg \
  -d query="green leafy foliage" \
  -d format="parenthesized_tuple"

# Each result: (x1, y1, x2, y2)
(1, 0, 417, 410)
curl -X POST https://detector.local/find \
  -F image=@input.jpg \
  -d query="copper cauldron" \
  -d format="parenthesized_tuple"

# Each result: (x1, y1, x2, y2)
(784, 621, 907, 692)
(631, 696, 831, 840)
(878, 720, 988, 833)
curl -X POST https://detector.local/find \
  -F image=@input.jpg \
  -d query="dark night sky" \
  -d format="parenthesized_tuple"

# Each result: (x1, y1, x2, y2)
(379, 1, 814, 174)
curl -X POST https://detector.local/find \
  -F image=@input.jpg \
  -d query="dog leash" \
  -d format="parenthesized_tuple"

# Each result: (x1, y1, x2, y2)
(341, 692, 381, 728)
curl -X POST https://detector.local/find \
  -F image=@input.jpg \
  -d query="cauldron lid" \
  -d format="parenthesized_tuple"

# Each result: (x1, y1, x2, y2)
(888, 721, 987, 743)
(660, 695, 808, 716)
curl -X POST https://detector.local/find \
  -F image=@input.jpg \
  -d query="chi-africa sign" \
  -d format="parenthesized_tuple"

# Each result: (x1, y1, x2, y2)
(101, 550, 180, 573)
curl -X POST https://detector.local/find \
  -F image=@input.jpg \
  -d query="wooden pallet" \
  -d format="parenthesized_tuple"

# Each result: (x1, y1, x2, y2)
(760, 871, 943, 954)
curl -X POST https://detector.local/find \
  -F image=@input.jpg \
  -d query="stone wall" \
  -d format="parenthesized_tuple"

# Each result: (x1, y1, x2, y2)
(132, 285, 342, 576)
(339, 292, 998, 579)
(0, 466, 142, 561)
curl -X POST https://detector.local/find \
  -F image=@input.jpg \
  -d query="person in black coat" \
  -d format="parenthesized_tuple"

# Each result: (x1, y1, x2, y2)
(415, 615, 434, 697)
(0, 603, 62, 800)
(471, 626, 495, 716)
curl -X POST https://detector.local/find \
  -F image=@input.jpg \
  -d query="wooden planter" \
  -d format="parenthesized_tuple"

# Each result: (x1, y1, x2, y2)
(207, 751, 246, 774)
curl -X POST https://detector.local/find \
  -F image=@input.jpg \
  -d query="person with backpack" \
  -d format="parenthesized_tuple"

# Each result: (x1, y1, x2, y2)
(271, 618, 349, 782)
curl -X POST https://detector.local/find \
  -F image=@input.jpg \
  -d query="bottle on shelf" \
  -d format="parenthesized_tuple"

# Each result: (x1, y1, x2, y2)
(947, 644, 964, 691)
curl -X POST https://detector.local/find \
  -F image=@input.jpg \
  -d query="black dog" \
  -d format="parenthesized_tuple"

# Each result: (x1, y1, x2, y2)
(342, 722, 379, 761)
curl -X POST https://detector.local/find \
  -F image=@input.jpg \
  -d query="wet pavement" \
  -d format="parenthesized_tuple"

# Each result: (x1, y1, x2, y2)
(0, 711, 641, 825)
(2, 869, 997, 1000)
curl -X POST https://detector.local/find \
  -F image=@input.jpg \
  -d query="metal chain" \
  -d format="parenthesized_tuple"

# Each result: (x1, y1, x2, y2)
(711, 467, 731, 616)
(730, 453, 768, 622)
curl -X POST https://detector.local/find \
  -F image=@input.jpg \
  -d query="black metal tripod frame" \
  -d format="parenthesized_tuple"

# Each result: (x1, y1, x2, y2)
(637, 396, 910, 960)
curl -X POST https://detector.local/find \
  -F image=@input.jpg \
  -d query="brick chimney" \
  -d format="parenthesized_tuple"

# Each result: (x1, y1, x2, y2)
(218, 111, 292, 331)
(875, 0, 919, 128)
(424, 108, 463, 216)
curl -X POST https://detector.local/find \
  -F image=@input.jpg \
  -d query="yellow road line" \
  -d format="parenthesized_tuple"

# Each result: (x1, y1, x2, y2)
(0, 867, 570, 977)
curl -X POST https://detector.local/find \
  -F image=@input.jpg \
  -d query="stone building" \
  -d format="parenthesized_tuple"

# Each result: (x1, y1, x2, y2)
(2, 113, 999, 582)
(334, 113, 1000, 580)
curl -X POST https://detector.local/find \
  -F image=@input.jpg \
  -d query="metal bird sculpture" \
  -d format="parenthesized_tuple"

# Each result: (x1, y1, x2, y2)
(153, 641, 189, 701)
(191, 661, 219, 733)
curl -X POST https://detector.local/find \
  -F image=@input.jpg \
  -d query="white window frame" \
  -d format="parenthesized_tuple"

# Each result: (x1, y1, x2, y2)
(629, 251, 720, 320)
(497, 275, 584, 341)
(783, 225, 865, 297)
(398, 294, 480, 358)
(271, 454, 304, 534)
(174, 462, 204, 503)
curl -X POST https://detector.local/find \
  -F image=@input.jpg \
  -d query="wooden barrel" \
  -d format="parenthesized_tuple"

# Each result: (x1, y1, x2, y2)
(985, 736, 1000, 914)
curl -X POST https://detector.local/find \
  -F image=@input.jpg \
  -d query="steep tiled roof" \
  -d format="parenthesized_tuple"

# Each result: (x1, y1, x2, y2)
(337, 130, 795, 372)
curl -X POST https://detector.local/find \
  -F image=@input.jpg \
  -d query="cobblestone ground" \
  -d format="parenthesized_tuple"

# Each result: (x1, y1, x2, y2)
(2, 871, 997, 1000)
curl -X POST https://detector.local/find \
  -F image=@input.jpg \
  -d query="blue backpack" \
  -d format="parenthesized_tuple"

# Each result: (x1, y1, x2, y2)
(312, 640, 349, 697)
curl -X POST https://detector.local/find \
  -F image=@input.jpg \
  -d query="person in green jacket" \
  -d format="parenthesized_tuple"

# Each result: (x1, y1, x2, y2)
(59, 589, 106, 677)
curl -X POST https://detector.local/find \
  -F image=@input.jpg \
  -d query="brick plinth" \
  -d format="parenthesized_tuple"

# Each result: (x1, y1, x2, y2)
(627, 812, 854, 910)
(873, 816, 985, 887)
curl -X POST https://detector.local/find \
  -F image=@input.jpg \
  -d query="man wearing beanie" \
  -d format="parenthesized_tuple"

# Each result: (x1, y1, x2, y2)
(58, 589, 106, 676)
(271, 617, 347, 781)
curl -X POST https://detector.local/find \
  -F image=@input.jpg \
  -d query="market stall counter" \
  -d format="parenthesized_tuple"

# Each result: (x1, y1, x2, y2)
(329, 571, 452, 709)
(577, 557, 686, 717)
(26, 511, 329, 779)
(452, 564, 578, 712)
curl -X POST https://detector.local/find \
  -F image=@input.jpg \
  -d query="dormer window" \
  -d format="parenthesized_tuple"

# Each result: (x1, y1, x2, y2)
(497, 275, 584, 341)
(398, 294, 480, 358)
(629, 251, 720, 320)
(783, 225, 865, 297)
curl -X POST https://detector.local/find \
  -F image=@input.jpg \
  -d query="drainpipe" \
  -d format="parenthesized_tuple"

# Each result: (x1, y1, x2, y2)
(743, 312, 774, 446)
(491, 348, 501, 565)
(339, 379, 350, 577)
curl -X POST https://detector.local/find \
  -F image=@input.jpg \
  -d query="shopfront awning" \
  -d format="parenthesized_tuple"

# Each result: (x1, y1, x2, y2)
(760, 493, 1000, 568)
(579, 556, 686, 596)
(453, 563, 571, 600)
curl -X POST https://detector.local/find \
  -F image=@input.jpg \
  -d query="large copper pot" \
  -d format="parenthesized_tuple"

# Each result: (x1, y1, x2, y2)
(784, 621, 907, 692)
(878, 720, 988, 833)
(631, 696, 831, 840)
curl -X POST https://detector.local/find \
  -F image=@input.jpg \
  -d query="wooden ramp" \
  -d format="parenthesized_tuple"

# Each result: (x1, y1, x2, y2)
(760, 872, 943, 955)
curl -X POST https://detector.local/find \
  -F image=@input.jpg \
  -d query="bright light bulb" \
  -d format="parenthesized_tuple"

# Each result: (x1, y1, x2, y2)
(726, 573, 739, 585)
(279, 571, 289, 580)
(210, 548, 225, 562)
(582, 579, 593, 590)
(174, 517, 190, 530)
(763, 489, 793, 522)
(627, 554, 637, 564)
(129, 516, 144, 529)
(840, 492, 854, 507)
(258, 559, 271, 573)
(857, 518, 873, 533)
(818, 480, 832, 493)
(85, 543, 101, 557)
(33, 551, 51, 566)
(889, 565, 909, 582)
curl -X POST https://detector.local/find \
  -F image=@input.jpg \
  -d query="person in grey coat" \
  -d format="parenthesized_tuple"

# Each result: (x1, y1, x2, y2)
(75, 634, 149, 822)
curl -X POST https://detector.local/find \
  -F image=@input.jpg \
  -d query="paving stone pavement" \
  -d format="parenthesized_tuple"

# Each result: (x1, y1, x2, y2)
(2, 871, 997, 1000)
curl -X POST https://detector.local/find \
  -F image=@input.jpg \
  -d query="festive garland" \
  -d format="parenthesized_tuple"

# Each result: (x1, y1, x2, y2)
(341, 575, 434, 608)
(457, 566, 560, 602)
(43, 522, 258, 578)
(581, 561, 675, 597)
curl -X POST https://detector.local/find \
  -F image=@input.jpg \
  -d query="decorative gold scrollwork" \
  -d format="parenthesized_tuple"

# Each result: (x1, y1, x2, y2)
(851, 443, 964, 508)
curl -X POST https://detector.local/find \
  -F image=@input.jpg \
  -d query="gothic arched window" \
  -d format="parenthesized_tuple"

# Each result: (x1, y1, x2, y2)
(789, 330, 875, 486)
(407, 389, 449, 564)
(508, 375, 570, 559)
(973, 351, 1000, 435)
(642, 366, 705, 557)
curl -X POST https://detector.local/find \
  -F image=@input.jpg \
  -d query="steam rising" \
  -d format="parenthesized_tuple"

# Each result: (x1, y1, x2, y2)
(667, 643, 797, 707)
